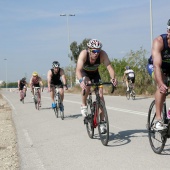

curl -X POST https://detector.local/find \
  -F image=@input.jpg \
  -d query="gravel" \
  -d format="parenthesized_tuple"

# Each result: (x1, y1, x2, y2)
(0, 94, 19, 170)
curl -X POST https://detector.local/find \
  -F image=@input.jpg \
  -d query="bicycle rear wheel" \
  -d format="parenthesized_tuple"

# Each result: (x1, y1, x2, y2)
(97, 100, 109, 146)
(131, 90, 135, 100)
(126, 91, 130, 100)
(147, 100, 167, 154)
(85, 100, 94, 139)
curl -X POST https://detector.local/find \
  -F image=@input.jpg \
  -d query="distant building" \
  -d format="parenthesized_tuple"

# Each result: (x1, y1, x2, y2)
(0, 80, 3, 85)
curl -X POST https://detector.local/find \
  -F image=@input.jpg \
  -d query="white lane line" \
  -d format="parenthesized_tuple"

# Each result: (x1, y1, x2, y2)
(2, 94, 17, 115)
(22, 129, 46, 170)
(23, 129, 33, 147)
(63, 100, 148, 117)
(106, 106, 147, 117)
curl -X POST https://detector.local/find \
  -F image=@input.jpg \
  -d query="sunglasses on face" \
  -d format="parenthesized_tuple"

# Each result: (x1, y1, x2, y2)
(90, 49, 101, 54)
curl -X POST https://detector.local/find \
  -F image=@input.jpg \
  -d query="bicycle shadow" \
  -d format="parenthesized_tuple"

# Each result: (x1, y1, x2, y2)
(133, 97, 150, 100)
(40, 107, 52, 110)
(108, 129, 148, 147)
(159, 144, 170, 155)
(64, 113, 82, 120)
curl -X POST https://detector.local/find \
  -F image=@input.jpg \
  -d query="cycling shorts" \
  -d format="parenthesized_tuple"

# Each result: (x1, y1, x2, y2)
(82, 70, 101, 83)
(19, 85, 26, 90)
(50, 83, 63, 88)
(33, 83, 40, 87)
(147, 62, 170, 78)
(127, 77, 135, 83)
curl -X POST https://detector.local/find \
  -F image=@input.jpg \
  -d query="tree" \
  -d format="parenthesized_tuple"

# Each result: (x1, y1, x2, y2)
(70, 38, 90, 63)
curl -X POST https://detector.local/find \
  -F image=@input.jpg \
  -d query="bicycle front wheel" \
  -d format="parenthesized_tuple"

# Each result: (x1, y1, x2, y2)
(97, 100, 109, 146)
(34, 95, 38, 109)
(147, 100, 167, 154)
(59, 103, 64, 120)
(85, 100, 94, 139)
(54, 106, 58, 118)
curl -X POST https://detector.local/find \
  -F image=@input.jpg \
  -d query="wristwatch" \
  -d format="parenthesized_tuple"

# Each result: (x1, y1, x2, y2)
(79, 78, 83, 83)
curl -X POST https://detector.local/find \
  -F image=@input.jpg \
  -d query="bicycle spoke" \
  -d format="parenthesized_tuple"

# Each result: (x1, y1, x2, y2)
(147, 100, 167, 154)
(85, 100, 94, 138)
(97, 100, 109, 146)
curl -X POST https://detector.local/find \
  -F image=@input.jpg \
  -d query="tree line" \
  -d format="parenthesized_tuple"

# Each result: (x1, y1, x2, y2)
(1, 38, 155, 95)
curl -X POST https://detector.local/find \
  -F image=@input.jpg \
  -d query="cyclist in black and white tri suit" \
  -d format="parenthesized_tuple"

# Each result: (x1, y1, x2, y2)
(122, 66, 135, 92)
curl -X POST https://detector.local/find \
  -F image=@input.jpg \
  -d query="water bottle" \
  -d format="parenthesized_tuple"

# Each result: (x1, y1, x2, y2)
(167, 108, 170, 119)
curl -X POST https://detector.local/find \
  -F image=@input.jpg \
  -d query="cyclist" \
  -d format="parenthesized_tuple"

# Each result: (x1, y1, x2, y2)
(30, 71, 44, 107)
(47, 61, 68, 109)
(18, 77, 27, 101)
(147, 19, 170, 130)
(122, 66, 135, 91)
(76, 38, 117, 132)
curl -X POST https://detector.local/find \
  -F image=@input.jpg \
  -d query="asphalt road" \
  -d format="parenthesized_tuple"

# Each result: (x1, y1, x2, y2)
(1, 89, 170, 170)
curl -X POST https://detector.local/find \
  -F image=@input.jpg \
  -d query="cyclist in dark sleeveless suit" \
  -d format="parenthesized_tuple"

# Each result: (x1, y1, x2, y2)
(47, 61, 68, 108)
(76, 39, 117, 121)
(147, 19, 170, 130)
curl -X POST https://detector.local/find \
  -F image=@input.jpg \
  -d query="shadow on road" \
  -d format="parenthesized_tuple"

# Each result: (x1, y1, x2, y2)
(64, 114, 82, 120)
(40, 107, 52, 110)
(133, 96, 151, 100)
(108, 129, 148, 147)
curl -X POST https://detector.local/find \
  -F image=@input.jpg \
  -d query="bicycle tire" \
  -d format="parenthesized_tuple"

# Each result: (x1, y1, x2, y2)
(97, 100, 109, 146)
(126, 91, 130, 100)
(147, 100, 167, 154)
(58, 95, 64, 120)
(131, 91, 135, 100)
(37, 91, 41, 110)
(85, 99, 94, 139)
(34, 95, 38, 110)
(54, 107, 58, 118)
(59, 103, 64, 120)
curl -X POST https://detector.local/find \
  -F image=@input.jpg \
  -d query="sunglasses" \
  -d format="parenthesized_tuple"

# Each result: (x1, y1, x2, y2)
(90, 49, 101, 54)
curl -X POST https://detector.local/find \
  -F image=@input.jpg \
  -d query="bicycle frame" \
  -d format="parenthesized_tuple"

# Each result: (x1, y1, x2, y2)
(84, 82, 114, 146)
(54, 86, 64, 120)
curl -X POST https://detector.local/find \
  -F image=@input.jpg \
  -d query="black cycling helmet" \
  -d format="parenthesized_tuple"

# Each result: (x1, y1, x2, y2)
(126, 66, 130, 70)
(52, 61, 60, 68)
(167, 19, 170, 29)
(22, 77, 26, 81)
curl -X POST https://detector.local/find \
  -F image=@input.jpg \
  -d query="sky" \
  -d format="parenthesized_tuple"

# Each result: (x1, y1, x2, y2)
(0, 0, 170, 82)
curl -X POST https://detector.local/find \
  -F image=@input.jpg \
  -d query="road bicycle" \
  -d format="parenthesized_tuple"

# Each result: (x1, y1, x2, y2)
(19, 87, 26, 104)
(126, 80, 135, 100)
(33, 87, 41, 110)
(84, 82, 114, 146)
(147, 76, 170, 154)
(53, 86, 64, 120)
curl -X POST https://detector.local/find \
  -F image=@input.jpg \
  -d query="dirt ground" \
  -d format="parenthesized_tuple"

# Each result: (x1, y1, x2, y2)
(0, 94, 19, 170)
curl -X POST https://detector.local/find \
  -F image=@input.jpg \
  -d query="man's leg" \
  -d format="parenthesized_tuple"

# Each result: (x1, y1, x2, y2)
(126, 79, 129, 91)
(155, 88, 166, 120)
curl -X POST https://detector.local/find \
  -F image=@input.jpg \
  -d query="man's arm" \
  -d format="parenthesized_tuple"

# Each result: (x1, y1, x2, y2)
(29, 78, 33, 88)
(18, 80, 20, 89)
(39, 77, 44, 91)
(152, 36, 167, 93)
(60, 69, 67, 85)
(76, 50, 86, 81)
(122, 72, 126, 81)
(101, 51, 115, 79)
(47, 70, 52, 90)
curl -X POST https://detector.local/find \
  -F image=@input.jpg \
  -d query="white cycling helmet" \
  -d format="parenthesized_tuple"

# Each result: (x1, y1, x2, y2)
(52, 61, 60, 68)
(87, 39, 102, 49)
